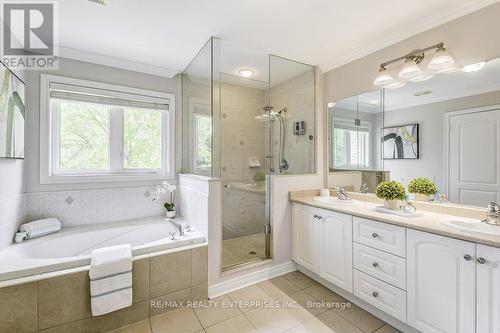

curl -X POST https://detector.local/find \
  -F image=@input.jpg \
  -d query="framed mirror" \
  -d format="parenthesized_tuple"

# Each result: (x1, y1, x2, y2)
(0, 62, 25, 159)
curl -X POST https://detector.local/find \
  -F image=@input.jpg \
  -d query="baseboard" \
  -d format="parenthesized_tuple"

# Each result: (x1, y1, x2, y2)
(296, 265, 421, 333)
(208, 260, 297, 298)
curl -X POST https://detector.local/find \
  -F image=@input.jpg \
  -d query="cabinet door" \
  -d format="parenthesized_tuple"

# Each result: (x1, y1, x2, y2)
(477, 244, 500, 333)
(292, 204, 318, 271)
(407, 230, 475, 333)
(318, 209, 353, 293)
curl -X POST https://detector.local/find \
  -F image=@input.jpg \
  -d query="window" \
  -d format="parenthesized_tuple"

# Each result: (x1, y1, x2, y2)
(194, 113, 212, 172)
(332, 118, 371, 169)
(40, 75, 175, 183)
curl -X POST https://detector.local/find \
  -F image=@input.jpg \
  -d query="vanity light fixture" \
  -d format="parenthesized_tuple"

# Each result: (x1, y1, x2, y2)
(238, 68, 255, 78)
(462, 61, 486, 73)
(373, 66, 394, 86)
(374, 42, 454, 86)
(427, 45, 455, 70)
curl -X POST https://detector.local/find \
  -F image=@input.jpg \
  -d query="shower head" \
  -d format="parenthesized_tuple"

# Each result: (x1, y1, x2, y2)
(262, 105, 274, 116)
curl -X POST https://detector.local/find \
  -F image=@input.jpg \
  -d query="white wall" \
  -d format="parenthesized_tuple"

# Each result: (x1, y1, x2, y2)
(0, 68, 26, 250)
(384, 90, 500, 191)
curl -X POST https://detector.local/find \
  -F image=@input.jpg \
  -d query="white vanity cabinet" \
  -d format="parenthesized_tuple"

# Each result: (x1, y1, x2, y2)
(407, 229, 476, 333)
(292, 203, 353, 292)
(477, 244, 500, 333)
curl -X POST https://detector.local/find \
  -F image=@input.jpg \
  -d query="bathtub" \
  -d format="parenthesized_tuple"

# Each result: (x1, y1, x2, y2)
(0, 216, 206, 282)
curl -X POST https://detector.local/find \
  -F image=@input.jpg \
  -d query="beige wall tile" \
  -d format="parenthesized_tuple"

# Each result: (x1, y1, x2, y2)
(39, 318, 99, 333)
(191, 284, 208, 301)
(0, 282, 37, 333)
(38, 272, 91, 330)
(99, 301, 149, 332)
(133, 259, 150, 303)
(149, 287, 192, 317)
(150, 250, 192, 297)
(191, 246, 208, 286)
(150, 308, 202, 333)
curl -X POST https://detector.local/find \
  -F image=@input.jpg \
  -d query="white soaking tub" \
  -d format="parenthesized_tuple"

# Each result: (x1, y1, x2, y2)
(0, 216, 206, 282)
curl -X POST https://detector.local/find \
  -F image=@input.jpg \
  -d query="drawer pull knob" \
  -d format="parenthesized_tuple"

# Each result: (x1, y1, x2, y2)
(372, 262, 379, 268)
(372, 291, 379, 298)
(371, 233, 378, 238)
(464, 254, 472, 261)
(478, 257, 487, 264)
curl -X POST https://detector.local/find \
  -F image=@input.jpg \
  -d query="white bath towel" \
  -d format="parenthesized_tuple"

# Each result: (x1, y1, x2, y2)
(89, 244, 133, 316)
(19, 218, 61, 239)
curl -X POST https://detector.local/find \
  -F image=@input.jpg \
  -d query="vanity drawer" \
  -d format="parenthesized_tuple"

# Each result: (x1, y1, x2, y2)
(354, 270, 407, 323)
(353, 217, 406, 257)
(353, 243, 406, 290)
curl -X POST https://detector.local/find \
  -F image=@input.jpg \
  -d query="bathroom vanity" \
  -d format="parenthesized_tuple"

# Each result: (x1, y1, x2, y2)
(290, 192, 500, 333)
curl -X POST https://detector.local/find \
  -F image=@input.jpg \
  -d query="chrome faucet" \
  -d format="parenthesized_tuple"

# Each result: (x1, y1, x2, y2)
(335, 187, 351, 200)
(168, 219, 185, 236)
(360, 183, 370, 194)
(482, 202, 500, 226)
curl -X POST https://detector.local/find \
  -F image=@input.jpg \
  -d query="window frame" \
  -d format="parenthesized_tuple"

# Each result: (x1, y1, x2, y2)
(332, 117, 371, 170)
(40, 74, 176, 184)
(188, 97, 211, 176)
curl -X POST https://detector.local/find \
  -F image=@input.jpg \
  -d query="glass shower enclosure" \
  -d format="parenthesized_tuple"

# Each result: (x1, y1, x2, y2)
(182, 38, 316, 271)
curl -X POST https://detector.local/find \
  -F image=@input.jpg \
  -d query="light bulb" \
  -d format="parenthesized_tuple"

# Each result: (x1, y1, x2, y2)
(427, 47, 455, 70)
(398, 58, 423, 79)
(373, 66, 394, 86)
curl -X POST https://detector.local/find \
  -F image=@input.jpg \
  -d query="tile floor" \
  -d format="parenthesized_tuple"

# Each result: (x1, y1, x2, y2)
(109, 271, 401, 333)
(222, 233, 266, 268)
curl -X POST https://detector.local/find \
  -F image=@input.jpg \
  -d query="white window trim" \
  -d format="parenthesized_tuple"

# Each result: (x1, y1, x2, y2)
(40, 74, 176, 184)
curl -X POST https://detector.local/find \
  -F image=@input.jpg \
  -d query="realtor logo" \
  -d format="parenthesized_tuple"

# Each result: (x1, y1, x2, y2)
(1, 1, 58, 69)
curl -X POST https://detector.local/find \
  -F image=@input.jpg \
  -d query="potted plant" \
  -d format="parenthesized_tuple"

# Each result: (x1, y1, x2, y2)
(376, 181, 406, 210)
(408, 177, 436, 201)
(153, 181, 177, 218)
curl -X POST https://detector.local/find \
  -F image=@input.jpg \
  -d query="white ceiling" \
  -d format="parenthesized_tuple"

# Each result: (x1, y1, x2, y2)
(56, 0, 499, 79)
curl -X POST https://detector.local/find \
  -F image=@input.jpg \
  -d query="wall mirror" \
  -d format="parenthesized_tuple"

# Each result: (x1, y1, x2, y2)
(0, 63, 25, 159)
(327, 56, 500, 208)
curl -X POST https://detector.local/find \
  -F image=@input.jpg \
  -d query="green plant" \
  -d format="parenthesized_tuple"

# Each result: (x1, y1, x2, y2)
(164, 202, 175, 211)
(376, 181, 406, 201)
(408, 177, 437, 195)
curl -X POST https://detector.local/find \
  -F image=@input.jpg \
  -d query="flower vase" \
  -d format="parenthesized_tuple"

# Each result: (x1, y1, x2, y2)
(384, 200, 400, 211)
(413, 193, 429, 202)
(165, 210, 176, 219)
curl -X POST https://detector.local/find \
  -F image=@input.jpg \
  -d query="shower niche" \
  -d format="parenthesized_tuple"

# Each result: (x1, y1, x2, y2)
(182, 38, 316, 271)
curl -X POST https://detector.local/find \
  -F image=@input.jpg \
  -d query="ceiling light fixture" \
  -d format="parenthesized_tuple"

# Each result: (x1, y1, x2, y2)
(373, 66, 394, 86)
(427, 45, 455, 70)
(462, 61, 486, 73)
(238, 69, 255, 78)
(398, 58, 423, 79)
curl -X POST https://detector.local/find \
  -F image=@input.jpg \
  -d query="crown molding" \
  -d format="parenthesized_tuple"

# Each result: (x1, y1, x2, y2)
(58, 47, 179, 78)
(320, 0, 500, 72)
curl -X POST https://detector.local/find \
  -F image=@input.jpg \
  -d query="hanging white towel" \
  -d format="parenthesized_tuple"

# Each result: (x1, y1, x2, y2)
(18, 218, 61, 239)
(89, 244, 133, 316)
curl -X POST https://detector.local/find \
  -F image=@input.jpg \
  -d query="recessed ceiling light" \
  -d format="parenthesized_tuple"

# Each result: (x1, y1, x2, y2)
(238, 69, 255, 78)
(462, 62, 486, 73)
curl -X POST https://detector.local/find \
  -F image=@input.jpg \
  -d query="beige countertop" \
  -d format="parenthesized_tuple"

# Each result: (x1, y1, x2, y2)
(290, 193, 500, 248)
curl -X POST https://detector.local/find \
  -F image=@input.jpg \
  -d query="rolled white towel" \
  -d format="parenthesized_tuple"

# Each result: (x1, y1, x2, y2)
(19, 218, 61, 239)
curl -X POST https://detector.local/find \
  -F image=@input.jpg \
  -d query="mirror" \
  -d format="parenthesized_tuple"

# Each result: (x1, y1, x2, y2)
(327, 90, 388, 193)
(328, 56, 500, 208)
(0, 64, 25, 159)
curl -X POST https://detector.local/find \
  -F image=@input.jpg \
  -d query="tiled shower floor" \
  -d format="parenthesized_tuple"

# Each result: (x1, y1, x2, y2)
(109, 271, 401, 333)
(222, 233, 266, 268)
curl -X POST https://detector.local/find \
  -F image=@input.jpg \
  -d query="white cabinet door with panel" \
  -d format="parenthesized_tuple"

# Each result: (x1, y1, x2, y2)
(317, 208, 353, 293)
(407, 230, 476, 333)
(477, 244, 500, 333)
(292, 204, 318, 272)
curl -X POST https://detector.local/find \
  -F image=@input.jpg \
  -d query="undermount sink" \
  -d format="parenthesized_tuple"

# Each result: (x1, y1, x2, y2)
(312, 196, 359, 206)
(441, 217, 500, 235)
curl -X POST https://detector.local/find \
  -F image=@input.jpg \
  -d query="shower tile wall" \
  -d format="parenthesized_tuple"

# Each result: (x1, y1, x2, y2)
(221, 82, 266, 240)
(268, 69, 315, 174)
